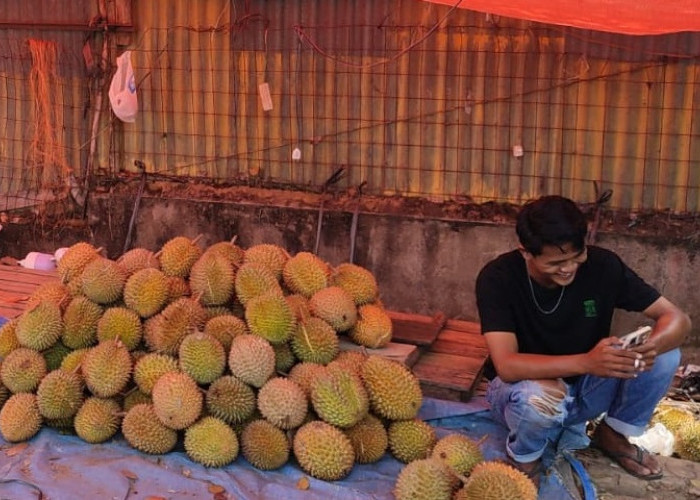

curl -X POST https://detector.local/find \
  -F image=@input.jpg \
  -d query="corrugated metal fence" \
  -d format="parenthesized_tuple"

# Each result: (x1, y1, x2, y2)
(0, 0, 698, 213)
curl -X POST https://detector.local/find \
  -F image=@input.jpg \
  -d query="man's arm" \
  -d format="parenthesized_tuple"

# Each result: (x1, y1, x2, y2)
(637, 296, 690, 356)
(484, 331, 642, 383)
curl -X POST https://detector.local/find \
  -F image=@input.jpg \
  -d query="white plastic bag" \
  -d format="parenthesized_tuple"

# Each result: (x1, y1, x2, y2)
(109, 50, 138, 123)
(629, 422, 675, 456)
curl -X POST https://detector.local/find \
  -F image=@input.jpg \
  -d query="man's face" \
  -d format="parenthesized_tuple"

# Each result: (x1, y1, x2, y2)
(522, 243, 588, 288)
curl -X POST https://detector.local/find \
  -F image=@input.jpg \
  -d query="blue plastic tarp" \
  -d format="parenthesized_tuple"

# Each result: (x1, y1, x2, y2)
(0, 397, 500, 500)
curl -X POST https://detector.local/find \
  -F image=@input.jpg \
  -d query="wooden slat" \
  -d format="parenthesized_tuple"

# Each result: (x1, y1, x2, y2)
(0, 266, 59, 319)
(387, 310, 446, 346)
(338, 338, 421, 367)
(430, 329, 489, 358)
(412, 351, 486, 402)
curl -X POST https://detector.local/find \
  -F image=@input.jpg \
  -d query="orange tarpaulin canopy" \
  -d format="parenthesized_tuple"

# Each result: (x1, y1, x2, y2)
(423, 0, 700, 35)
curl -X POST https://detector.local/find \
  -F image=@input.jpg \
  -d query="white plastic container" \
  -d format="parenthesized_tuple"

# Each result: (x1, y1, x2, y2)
(19, 252, 56, 271)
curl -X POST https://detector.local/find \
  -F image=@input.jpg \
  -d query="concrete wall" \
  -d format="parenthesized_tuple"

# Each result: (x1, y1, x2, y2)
(1, 193, 697, 347)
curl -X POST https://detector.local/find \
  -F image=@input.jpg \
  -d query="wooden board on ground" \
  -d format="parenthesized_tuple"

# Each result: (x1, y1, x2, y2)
(411, 321, 488, 402)
(0, 265, 59, 319)
(387, 310, 446, 346)
(338, 338, 421, 367)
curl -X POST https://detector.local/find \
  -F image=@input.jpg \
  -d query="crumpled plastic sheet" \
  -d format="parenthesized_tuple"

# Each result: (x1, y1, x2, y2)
(0, 396, 579, 500)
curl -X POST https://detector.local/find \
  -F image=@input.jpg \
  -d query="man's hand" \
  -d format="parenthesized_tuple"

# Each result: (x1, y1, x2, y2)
(630, 339, 657, 371)
(585, 337, 643, 378)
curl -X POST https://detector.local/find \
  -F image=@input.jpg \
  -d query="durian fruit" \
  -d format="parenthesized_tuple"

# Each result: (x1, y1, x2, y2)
(257, 377, 308, 430)
(60, 348, 89, 374)
(394, 457, 459, 500)
(205, 375, 257, 425)
(123, 268, 170, 318)
(676, 420, 700, 461)
(431, 433, 484, 476)
(388, 418, 437, 463)
(36, 369, 84, 420)
(0, 319, 20, 358)
(234, 263, 283, 306)
(184, 416, 240, 467)
(42, 342, 72, 371)
(96, 307, 143, 351)
(282, 252, 329, 298)
(285, 294, 311, 321)
(121, 403, 178, 454)
(133, 353, 180, 394)
(189, 252, 235, 306)
(80, 257, 127, 305)
(241, 418, 291, 470)
(288, 362, 326, 396)
(653, 405, 696, 434)
(117, 248, 160, 276)
(145, 297, 206, 355)
(244, 292, 296, 344)
(15, 300, 63, 351)
(361, 355, 422, 420)
(151, 371, 203, 430)
(204, 305, 233, 321)
(0, 347, 47, 393)
(311, 366, 369, 428)
(228, 334, 276, 388)
(166, 276, 191, 302)
(158, 235, 203, 278)
(349, 303, 392, 349)
(290, 317, 339, 365)
(327, 350, 367, 378)
(344, 413, 389, 464)
(456, 461, 537, 500)
(309, 286, 358, 332)
(244, 244, 289, 280)
(0, 393, 42, 442)
(293, 420, 356, 481)
(273, 342, 296, 373)
(178, 331, 226, 384)
(81, 340, 133, 398)
(74, 397, 121, 443)
(330, 263, 379, 305)
(26, 281, 71, 310)
(57, 242, 101, 283)
(204, 239, 245, 267)
(122, 389, 152, 412)
(61, 296, 103, 349)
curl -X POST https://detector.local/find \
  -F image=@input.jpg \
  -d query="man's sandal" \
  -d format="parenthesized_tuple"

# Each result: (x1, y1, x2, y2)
(593, 443, 663, 480)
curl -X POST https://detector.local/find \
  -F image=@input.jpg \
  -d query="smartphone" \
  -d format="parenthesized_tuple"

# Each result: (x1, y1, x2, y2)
(618, 325, 652, 349)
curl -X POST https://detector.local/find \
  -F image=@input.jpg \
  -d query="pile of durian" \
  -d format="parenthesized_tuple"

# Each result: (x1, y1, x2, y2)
(0, 236, 536, 498)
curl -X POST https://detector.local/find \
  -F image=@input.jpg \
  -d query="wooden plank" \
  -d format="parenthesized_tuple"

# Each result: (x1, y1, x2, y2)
(430, 329, 489, 358)
(387, 310, 446, 346)
(338, 338, 420, 367)
(412, 351, 486, 402)
(444, 318, 481, 334)
(0, 266, 59, 319)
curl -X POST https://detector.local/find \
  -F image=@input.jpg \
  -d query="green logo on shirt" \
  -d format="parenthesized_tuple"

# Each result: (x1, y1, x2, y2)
(583, 299, 597, 318)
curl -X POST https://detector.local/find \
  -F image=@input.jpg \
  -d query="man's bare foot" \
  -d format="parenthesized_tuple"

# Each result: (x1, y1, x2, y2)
(591, 420, 663, 480)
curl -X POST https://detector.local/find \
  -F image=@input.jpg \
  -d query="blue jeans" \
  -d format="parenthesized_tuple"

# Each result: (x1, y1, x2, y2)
(486, 348, 681, 463)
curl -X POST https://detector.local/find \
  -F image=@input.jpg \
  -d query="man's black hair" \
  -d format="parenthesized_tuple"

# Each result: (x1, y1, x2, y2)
(516, 195, 588, 256)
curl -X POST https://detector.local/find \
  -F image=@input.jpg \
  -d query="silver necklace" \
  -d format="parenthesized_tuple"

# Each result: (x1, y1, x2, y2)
(526, 271, 565, 315)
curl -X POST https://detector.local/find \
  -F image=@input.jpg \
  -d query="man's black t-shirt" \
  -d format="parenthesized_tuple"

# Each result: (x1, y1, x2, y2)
(475, 246, 660, 380)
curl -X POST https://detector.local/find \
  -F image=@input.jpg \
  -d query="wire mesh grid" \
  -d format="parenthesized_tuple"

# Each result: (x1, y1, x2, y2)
(0, 1, 699, 216)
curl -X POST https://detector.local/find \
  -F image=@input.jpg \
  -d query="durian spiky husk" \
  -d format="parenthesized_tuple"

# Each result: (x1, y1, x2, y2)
(458, 461, 538, 500)
(394, 457, 458, 500)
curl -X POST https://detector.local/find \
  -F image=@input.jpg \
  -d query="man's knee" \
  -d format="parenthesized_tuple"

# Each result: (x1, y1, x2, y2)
(528, 379, 567, 417)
